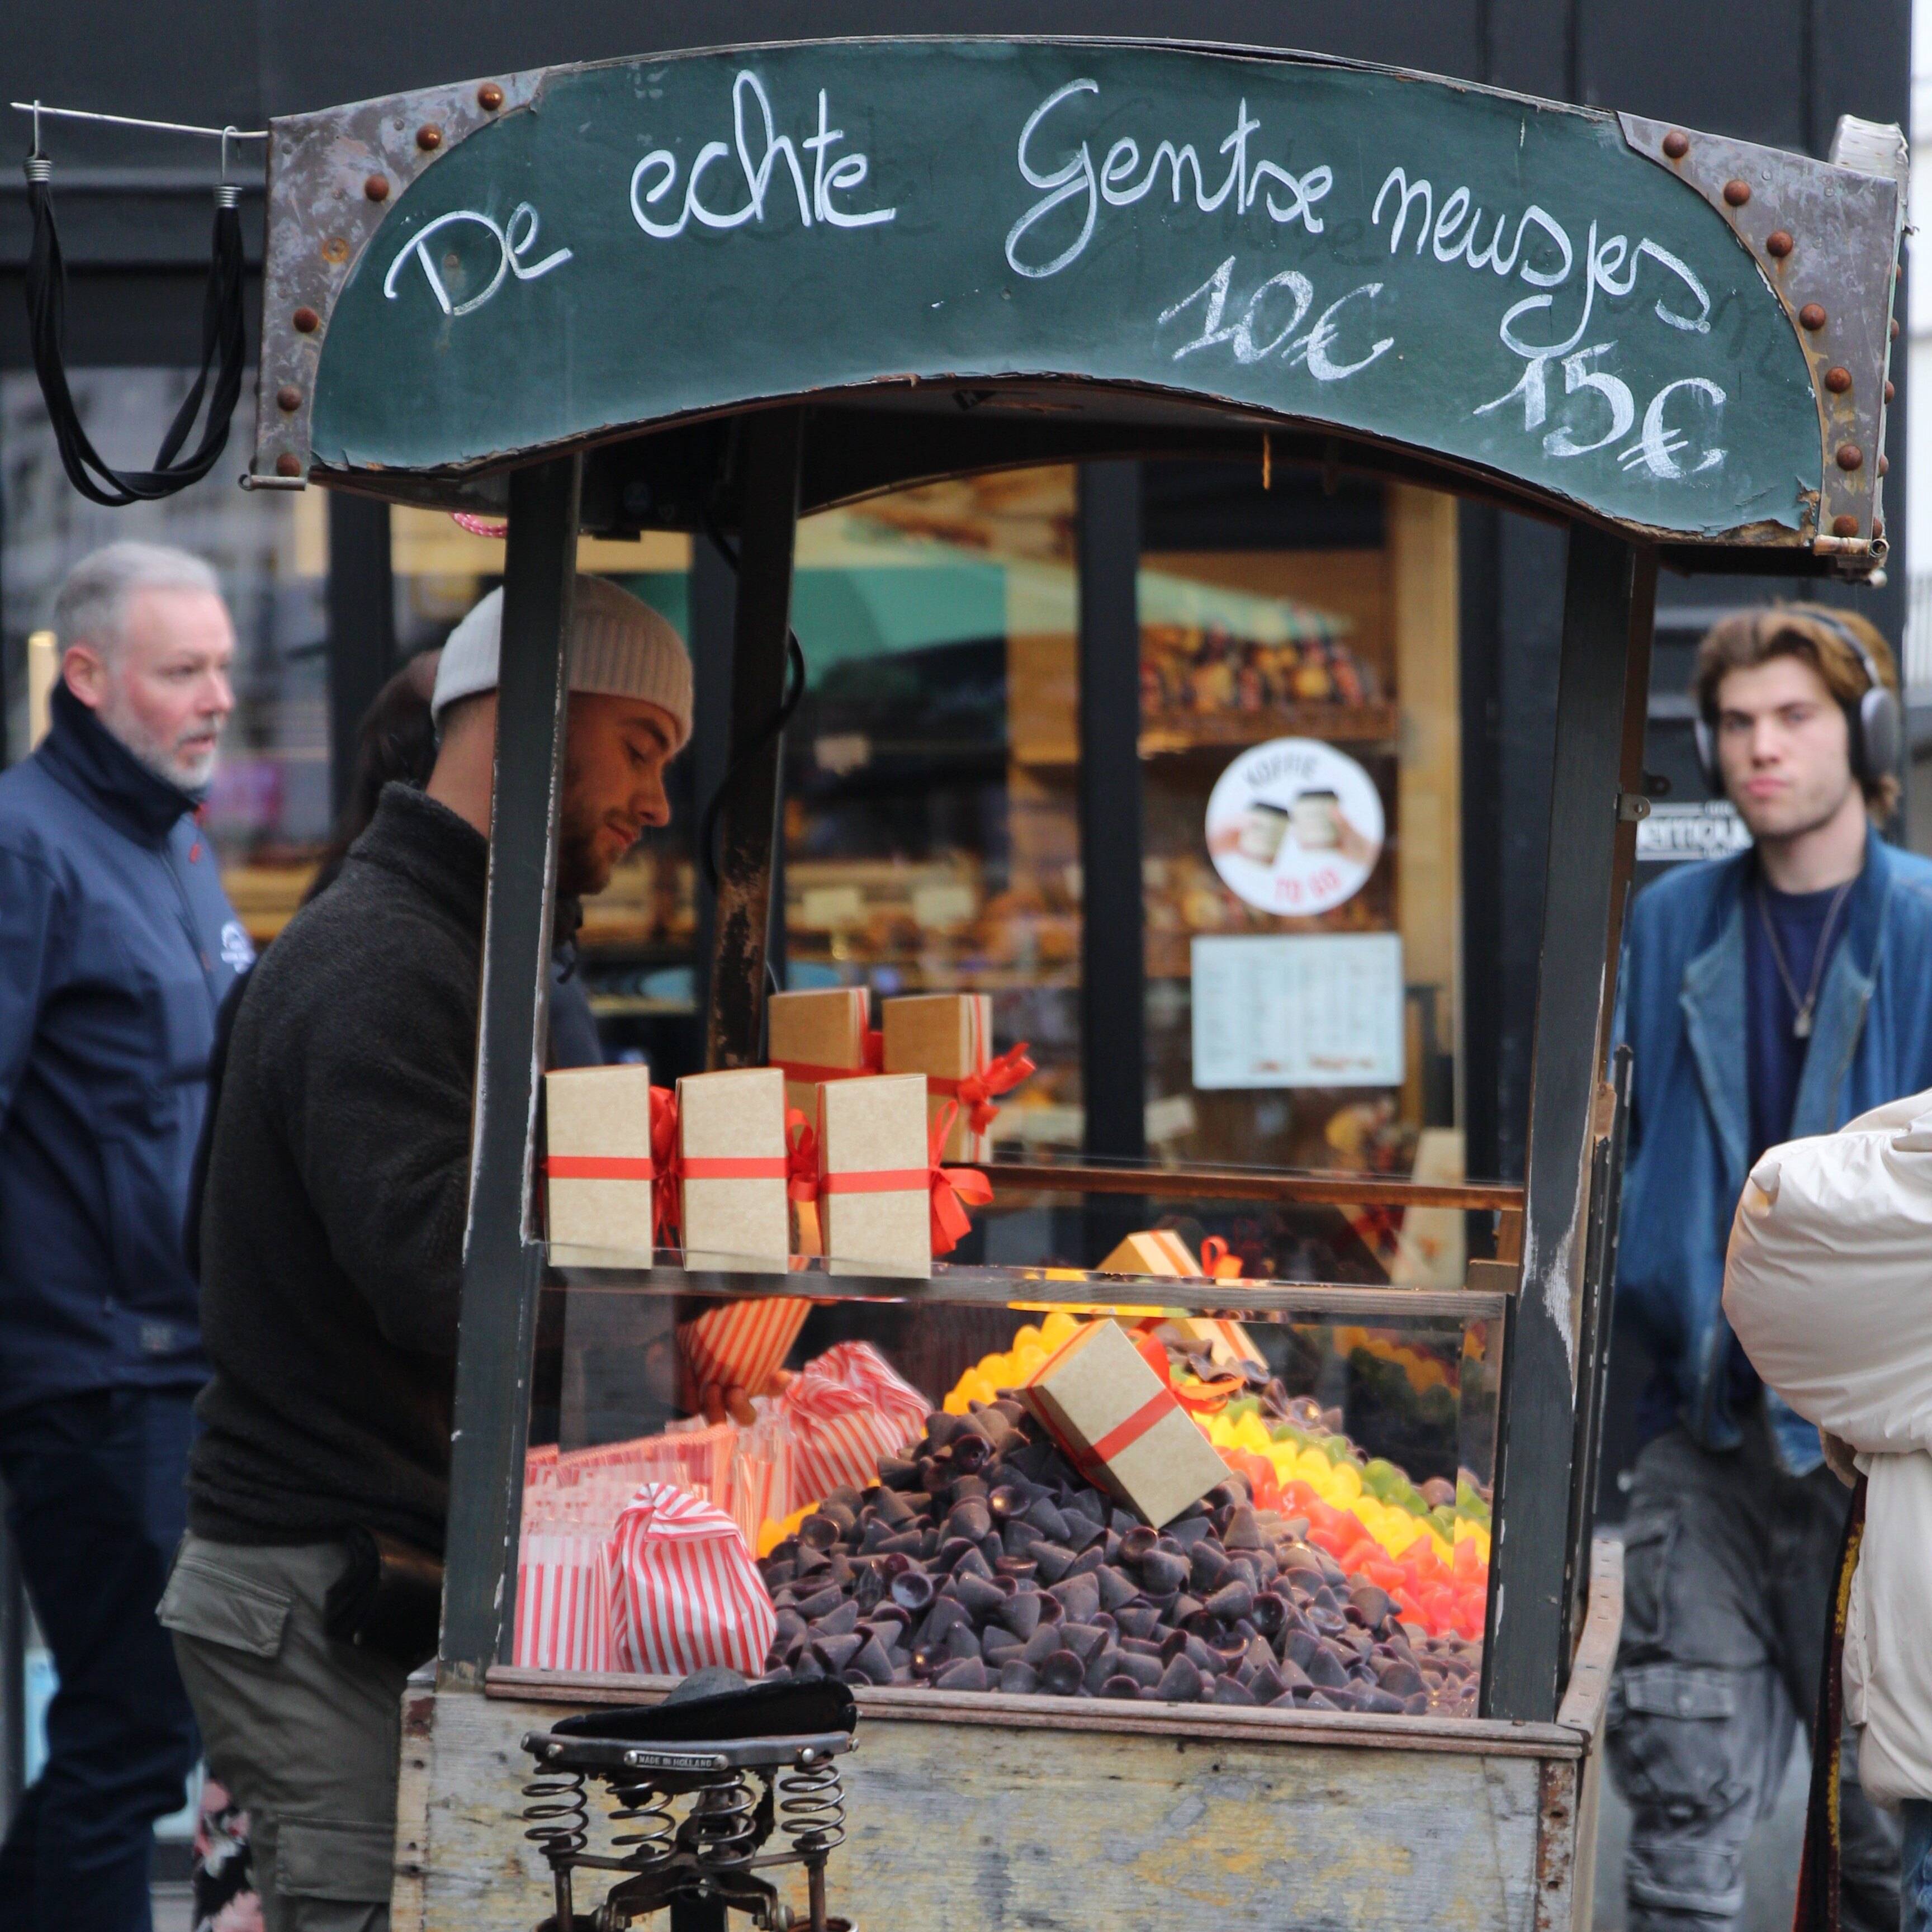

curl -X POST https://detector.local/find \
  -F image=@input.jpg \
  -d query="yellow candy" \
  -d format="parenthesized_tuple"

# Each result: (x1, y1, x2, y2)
(1040, 1310, 1081, 1343)
(1014, 1346, 1049, 1379)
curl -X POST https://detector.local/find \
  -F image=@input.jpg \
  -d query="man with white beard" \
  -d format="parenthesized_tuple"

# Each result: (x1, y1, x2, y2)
(0, 542, 250, 1931)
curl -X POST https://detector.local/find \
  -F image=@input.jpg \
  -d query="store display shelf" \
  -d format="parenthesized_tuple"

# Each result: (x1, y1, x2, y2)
(1140, 701, 1401, 754)
(540, 1253, 1512, 1320)
(978, 1161, 1522, 1213)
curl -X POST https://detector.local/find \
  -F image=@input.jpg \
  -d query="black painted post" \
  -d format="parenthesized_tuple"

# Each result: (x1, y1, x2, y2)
(706, 409, 803, 1071)
(1481, 527, 1654, 1723)
(325, 493, 396, 818)
(689, 534, 738, 1038)
(439, 454, 581, 1687)
(1077, 462, 1145, 1254)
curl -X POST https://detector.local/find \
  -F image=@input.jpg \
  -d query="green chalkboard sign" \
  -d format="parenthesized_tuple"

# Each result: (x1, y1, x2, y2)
(263, 40, 1891, 543)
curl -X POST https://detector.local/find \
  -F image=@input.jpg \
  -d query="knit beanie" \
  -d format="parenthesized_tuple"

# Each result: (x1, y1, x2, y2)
(432, 576, 693, 747)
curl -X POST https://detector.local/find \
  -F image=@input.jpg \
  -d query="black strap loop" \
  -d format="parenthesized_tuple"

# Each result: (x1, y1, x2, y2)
(23, 155, 248, 505)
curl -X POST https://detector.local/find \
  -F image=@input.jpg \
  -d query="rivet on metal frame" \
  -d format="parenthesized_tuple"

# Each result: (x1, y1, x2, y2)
(1799, 304, 1827, 331)
(276, 385, 302, 413)
(274, 453, 303, 479)
(1836, 444, 1864, 471)
(1878, 454, 1890, 476)
(1662, 130, 1690, 159)
(364, 174, 389, 202)
(1832, 514, 1860, 538)
(1824, 367, 1853, 394)
(1892, 318, 1902, 342)
(416, 125, 442, 151)
(321, 235, 349, 264)
(1886, 380, 1896, 404)
(1765, 230, 1794, 259)
(477, 83, 504, 111)
(292, 306, 320, 334)
(1722, 178, 1751, 206)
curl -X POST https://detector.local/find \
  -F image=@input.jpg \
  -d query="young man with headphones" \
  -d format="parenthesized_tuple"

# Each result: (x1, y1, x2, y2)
(1607, 606, 1932, 1932)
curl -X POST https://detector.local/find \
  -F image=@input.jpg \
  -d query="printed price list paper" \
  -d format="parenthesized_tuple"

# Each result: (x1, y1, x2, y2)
(1190, 933, 1404, 1090)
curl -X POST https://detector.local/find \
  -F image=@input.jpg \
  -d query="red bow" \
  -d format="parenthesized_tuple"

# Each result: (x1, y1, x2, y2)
(784, 1108, 820, 1205)
(944, 1041, 1036, 1135)
(926, 1102, 995, 1257)
(1199, 1236, 1243, 1281)
(863, 1026, 884, 1072)
(649, 1085, 681, 1249)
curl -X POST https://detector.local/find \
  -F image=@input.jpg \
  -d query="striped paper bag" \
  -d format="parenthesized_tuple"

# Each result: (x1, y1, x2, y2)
(676, 1298, 810, 1414)
(728, 1410, 797, 1552)
(514, 1530, 613, 1672)
(607, 1484, 777, 1678)
(779, 1341, 930, 1502)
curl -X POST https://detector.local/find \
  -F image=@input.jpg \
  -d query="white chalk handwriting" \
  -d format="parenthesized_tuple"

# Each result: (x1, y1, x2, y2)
(1006, 79, 1333, 280)
(629, 72, 894, 240)
(1158, 257, 1394, 382)
(383, 202, 571, 316)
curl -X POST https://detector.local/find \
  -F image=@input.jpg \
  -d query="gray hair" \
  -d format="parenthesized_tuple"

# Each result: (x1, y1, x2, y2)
(53, 542, 223, 660)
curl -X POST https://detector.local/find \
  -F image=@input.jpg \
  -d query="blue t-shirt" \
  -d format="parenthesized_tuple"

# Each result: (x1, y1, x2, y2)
(1731, 867, 1854, 1405)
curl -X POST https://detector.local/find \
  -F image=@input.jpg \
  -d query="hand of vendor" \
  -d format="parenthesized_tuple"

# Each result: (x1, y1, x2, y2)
(698, 1365, 795, 1426)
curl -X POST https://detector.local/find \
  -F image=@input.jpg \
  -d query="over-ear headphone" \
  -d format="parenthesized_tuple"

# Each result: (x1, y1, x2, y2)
(1694, 607, 1902, 799)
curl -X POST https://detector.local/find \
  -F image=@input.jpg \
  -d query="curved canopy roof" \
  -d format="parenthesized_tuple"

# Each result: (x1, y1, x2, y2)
(255, 37, 1902, 567)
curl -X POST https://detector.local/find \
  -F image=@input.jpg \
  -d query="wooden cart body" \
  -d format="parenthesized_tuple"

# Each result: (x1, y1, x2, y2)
(249, 35, 1902, 1931)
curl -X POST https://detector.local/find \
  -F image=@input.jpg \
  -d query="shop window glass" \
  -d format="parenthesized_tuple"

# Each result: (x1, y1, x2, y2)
(2, 372, 328, 920)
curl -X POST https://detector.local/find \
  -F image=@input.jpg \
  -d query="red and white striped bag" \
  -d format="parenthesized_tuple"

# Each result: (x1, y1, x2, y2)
(514, 1530, 613, 1673)
(779, 1342, 929, 1503)
(606, 1483, 777, 1678)
(728, 1411, 797, 1551)
(676, 1299, 811, 1410)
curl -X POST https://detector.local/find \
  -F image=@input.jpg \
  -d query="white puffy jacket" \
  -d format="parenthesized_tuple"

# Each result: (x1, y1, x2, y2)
(1725, 1087, 1932, 1811)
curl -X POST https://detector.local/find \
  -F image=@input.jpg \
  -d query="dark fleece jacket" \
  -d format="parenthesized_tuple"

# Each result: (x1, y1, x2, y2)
(188, 783, 484, 1553)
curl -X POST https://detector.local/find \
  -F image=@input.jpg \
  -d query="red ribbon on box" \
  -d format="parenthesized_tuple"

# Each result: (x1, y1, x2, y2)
(929, 1041, 1036, 1135)
(541, 1156, 655, 1180)
(773, 1027, 884, 1088)
(649, 1085, 681, 1248)
(811, 1099, 992, 1256)
(784, 1109, 820, 1205)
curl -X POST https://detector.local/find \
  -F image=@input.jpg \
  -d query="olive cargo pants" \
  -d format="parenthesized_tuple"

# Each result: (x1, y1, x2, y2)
(1606, 1420, 1898, 1932)
(160, 1535, 410, 1932)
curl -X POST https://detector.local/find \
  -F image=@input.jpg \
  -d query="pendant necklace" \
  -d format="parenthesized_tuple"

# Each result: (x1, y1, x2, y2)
(1755, 877, 1853, 1040)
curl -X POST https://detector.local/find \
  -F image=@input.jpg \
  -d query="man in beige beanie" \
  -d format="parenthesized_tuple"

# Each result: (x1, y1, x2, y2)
(162, 577, 690, 1932)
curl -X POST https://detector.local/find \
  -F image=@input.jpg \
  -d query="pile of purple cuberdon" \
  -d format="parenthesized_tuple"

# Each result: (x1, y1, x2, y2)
(759, 1400, 1480, 1715)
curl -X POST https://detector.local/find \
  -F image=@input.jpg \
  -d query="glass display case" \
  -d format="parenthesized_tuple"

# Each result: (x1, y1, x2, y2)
(512, 1235, 1503, 1719)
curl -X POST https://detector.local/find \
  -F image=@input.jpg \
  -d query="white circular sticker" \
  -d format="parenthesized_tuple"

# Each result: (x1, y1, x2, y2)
(1205, 738, 1385, 915)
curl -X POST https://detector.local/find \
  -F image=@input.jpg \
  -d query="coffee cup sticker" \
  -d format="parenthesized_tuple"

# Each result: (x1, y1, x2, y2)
(1205, 740, 1383, 915)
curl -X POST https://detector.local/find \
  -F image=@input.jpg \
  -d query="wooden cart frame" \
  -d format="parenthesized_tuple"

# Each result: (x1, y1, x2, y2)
(245, 36, 1903, 1928)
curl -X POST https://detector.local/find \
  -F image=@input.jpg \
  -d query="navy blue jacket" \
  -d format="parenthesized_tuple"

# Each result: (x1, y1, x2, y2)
(0, 680, 252, 1415)
(1614, 828, 1932, 1474)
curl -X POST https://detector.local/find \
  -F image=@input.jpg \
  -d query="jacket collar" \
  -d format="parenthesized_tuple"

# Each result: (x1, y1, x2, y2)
(1680, 827, 1897, 1194)
(346, 783, 490, 935)
(37, 678, 200, 845)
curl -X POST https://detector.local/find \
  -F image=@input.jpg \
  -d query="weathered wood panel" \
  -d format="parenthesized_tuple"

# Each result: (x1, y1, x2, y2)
(396, 1541, 1622, 1931)
(405, 1693, 1547, 1932)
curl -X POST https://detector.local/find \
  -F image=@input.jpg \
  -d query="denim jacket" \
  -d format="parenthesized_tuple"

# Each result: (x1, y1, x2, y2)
(1614, 828, 1932, 1474)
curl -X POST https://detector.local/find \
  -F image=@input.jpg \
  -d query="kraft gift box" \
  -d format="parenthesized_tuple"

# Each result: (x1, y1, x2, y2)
(882, 992, 996, 1161)
(676, 1067, 790, 1272)
(1020, 1318, 1228, 1527)
(1097, 1229, 1200, 1277)
(816, 1072, 932, 1278)
(542, 1064, 654, 1261)
(768, 987, 875, 1123)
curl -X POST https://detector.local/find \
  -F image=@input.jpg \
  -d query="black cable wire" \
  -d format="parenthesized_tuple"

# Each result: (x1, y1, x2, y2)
(697, 511, 807, 894)
(23, 151, 247, 505)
